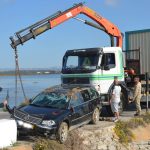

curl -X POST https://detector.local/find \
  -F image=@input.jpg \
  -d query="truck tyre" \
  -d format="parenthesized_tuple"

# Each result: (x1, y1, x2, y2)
(119, 92, 126, 113)
(91, 108, 100, 124)
(57, 122, 68, 143)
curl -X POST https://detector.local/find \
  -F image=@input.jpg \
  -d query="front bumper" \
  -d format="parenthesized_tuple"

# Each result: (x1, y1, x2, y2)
(16, 119, 57, 135)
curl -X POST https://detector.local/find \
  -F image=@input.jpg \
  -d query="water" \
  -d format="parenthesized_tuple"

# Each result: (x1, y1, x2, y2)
(0, 74, 61, 107)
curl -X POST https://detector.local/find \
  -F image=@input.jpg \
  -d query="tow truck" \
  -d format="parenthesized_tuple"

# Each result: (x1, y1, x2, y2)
(10, 3, 138, 111)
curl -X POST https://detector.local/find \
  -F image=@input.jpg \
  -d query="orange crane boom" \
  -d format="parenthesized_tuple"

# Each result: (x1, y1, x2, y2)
(10, 3, 122, 49)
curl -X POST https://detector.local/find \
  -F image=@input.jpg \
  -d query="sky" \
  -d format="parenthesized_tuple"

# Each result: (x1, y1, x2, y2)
(0, 0, 150, 69)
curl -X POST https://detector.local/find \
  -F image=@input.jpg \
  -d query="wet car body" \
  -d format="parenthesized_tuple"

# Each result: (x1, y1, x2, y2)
(13, 85, 102, 143)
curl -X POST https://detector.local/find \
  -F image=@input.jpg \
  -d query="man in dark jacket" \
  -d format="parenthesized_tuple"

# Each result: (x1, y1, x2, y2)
(0, 103, 3, 108)
(0, 100, 7, 108)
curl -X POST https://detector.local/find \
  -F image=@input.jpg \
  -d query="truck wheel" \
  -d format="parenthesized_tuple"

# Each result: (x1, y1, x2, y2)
(105, 105, 114, 116)
(57, 122, 68, 143)
(119, 100, 123, 113)
(119, 92, 126, 113)
(91, 108, 100, 124)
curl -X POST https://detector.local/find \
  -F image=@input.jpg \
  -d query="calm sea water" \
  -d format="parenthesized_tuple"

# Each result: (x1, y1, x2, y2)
(0, 74, 61, 107)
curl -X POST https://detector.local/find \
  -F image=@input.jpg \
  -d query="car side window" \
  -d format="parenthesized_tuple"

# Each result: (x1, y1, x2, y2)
(81, 90, 90, 102)
(88, 88, 99, 99)
(69, 92, 84, 107)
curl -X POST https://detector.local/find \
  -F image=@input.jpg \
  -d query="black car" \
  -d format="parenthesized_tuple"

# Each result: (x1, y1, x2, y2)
(13, 85, 102, 143)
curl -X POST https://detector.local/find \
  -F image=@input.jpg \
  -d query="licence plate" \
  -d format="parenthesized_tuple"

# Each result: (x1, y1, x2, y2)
(17, 120, 34, 129)
(23, 122, 34, 129)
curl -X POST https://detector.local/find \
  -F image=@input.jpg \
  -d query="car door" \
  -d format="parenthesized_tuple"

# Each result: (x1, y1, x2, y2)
(69, 92, 85, 126)
(80, 90, 91, 121)
(88, 88, 100, 114)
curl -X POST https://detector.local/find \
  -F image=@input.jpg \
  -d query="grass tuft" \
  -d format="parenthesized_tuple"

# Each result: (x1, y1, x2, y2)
(33, 138, 65, 150)
(114, 112, 150, 144)
(127, 118, 145, 129)
(141, 112, 150, 124)
(114, 120, 134, 144)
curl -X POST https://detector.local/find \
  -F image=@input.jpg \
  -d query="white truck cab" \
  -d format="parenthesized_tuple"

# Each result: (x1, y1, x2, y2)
(61, 47, 124, 95)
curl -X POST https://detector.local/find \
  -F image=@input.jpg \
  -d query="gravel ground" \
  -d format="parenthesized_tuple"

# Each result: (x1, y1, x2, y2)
(0, 111, 10, 119)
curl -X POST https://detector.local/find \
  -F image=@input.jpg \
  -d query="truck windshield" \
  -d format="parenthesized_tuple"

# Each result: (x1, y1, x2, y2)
(65, 55, 99, 70)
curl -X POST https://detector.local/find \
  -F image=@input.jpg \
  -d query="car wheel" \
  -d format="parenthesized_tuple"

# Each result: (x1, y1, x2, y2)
(57, 122, 68, 143)
(91, 108, 99, 124)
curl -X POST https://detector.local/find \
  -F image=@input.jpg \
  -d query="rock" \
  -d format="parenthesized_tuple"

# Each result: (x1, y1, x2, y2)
(108, 145, 116, 150)
(9, 120, 150, 150)
(82, 140, 91, 146)
(97, 144, 108, 150)
(90, 145, 97, 150)
(8, 145, 33, 150)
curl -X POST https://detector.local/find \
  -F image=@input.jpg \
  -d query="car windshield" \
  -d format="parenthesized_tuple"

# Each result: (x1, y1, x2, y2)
(65, 55, 99, 70)
(31, 91, 70, 109)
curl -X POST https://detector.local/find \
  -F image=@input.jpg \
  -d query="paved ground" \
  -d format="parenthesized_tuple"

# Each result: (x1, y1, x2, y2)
(0, 111, 10, 119)
(103, 102, 149, 118)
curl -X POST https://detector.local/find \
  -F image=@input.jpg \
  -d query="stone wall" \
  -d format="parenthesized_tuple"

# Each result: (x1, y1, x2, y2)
(65, 122, 150, 150)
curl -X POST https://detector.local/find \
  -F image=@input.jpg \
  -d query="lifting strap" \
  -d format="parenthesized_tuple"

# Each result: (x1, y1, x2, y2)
(14, 48, 27, 106)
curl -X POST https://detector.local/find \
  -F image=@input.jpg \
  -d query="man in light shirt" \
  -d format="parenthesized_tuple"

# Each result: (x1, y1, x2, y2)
(131, 76, 142, 116)
(110, 77, 121, 122)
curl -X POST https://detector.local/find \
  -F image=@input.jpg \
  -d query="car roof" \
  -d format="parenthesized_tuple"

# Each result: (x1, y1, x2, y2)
(42, 85, 94, 93)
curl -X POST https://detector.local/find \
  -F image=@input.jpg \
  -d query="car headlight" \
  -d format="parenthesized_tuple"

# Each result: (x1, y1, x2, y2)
(17, 120, 23, 126)
(42, 120, 56, 126)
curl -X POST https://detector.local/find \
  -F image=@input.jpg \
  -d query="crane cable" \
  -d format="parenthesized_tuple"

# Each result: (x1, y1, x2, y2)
(14, 48, 27, 106)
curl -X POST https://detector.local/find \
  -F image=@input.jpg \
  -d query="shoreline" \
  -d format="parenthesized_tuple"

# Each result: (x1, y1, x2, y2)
(0, 73, 60, 76)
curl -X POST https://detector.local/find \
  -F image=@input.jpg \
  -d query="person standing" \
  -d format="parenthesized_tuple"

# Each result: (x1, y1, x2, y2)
(132, 76, 142, 116)
(0, 100, 8, 108)
(0, 103, 3, 108)
(110, 77, 121, 122)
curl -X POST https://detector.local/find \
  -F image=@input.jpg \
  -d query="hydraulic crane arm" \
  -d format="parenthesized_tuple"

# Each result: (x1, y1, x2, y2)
(10, 3, 122, 49)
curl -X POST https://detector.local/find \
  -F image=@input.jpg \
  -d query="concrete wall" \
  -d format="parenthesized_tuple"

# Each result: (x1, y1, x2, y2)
(0, 119, 17, 148)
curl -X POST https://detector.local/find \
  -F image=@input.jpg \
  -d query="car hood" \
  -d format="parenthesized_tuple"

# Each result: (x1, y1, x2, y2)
(19, 105, 68, 120)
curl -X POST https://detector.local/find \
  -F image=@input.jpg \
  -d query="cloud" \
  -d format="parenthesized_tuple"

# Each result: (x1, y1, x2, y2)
(105, 0, 119, 6)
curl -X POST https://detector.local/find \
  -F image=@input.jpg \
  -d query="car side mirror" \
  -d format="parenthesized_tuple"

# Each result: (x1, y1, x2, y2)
(70, 107, 75, 113)
(29, 99, 33, 103)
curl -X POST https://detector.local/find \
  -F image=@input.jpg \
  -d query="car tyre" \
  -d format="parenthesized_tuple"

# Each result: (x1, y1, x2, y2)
(91, 108, 99, 124)
(57, 122, 68, 144)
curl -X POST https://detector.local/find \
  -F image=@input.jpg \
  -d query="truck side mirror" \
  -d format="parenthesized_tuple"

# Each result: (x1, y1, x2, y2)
(104, 65, 110, 70)
(97, 66, 101, 69)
